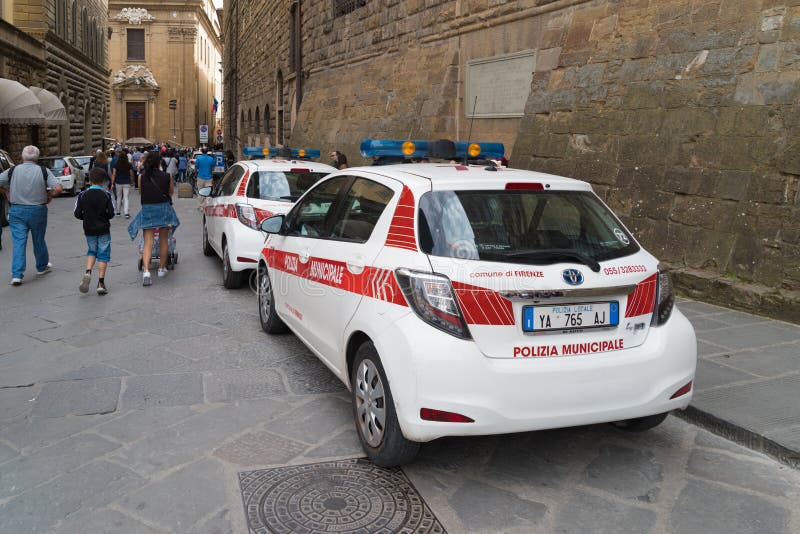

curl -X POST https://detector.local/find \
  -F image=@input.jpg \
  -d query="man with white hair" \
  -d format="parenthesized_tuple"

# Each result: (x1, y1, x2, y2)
(0, 145, 63, 285)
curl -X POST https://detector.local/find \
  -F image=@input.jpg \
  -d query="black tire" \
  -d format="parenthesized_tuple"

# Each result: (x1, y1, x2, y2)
(351, 341, 419, 467)
(612, 412, 670, 432)
(0, 196, 8, 227)
(222, 241, 243, 289)
(258, 262, 288, 334)
(202, 218, 215, 257)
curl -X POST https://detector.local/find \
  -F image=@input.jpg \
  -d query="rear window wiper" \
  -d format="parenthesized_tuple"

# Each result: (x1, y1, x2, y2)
(504, 249, 601, 272)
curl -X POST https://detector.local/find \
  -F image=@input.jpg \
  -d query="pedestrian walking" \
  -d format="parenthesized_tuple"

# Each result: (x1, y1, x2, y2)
(111, 149, 134, 219)
(177, 151, 188, 183)
(74, 167, 115, 295)
(93, 150, 111, 189)
(128, 151, 180, 286)
(131, 147, 143, 189)
(164, 150, 178, 183)
(0, 145, 63, 285)
(194, 147, 214, 210)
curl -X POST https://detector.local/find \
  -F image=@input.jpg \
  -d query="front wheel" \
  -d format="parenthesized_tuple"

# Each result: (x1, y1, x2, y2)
(202, 219, 215, 257)
(351, 342, 419, 467)
(222, 242, 244, 289)
(611, 412, 669, 432)
(258, 263, 287, 334)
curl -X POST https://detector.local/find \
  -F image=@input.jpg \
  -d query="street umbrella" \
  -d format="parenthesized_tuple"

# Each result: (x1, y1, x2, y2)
(0, 78, 45, 125)
(29, 87, 68, 125)
(125, 137, 152, 145)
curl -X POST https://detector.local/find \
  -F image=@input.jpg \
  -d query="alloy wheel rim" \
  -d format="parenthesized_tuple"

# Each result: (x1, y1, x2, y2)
(355, 359, 386, 448)
(259, 269, 271, 320)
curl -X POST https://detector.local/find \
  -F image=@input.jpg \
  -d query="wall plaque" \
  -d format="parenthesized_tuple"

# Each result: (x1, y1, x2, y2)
(466, 50, 536, 118)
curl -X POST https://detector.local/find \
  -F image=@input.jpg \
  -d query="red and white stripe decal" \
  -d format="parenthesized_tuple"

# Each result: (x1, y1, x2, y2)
(625, 274, 657, 318)
(254, 207, 273, 221)
(204, 204, 237, 218)
(236, 170, 251, 196)
(265, 249, 408, 307)
(451, 281, 515, 326)
(385, 186, 418, 251)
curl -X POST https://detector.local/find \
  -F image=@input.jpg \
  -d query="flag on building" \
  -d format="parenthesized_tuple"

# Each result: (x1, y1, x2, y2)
(212, 97, 219, 113)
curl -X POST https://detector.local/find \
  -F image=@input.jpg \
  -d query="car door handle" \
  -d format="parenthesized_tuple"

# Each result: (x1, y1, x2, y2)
(346, 258, 365, 274)
(299, 250, 310, 263)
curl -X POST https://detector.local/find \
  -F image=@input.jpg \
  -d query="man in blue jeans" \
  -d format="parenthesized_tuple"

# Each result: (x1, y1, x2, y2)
(0, 146, 63, 285)
(194, 147, 215, 211)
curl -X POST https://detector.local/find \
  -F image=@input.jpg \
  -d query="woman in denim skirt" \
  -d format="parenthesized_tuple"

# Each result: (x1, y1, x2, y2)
(128, 151, 180, 286)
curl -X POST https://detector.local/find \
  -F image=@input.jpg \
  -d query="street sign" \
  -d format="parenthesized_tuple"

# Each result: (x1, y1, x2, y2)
(169, 99, 177, 110)
(217, 135, 223, 142)
(216, 129, 222, 135)
(199, 124, 209, 143)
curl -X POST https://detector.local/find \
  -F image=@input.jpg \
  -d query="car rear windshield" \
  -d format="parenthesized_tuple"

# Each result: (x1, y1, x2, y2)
(247, 171, 329, 203)
(418, 190, 639, 265)
(41, 159, 66, 170)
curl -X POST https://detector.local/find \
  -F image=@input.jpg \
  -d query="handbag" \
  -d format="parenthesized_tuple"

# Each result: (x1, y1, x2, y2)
(146, 170, 172, 205)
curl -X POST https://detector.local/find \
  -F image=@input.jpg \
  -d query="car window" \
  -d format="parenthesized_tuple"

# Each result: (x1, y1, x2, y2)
(285, 176, 350, 238)
(42, 159, 66, 171)
(247, 171, 329, 203)
(218, 165, 244, 197)
(418, 190, 640, 263)
(330, 178, 394, 243)
(0, 154, 10, 171)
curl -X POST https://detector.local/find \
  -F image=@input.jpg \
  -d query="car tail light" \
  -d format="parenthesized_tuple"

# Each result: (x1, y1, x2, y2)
(651, 267, 675, 327)
(62, 166, 70, 176)
(505, 182, 544, 190)
(670, 380, 693, 399)
(290, 168, 310, 173)
(420, 408, 474, 423)
(395, 268, 471, 339)
(235, 204, 258, 229)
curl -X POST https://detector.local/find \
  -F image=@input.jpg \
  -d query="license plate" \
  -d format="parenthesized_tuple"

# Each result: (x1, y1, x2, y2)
(523, 302, 619, 332)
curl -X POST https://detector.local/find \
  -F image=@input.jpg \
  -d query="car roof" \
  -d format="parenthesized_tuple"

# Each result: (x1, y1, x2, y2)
(242, 159, 337, 173)
(349, 163, 594, 192)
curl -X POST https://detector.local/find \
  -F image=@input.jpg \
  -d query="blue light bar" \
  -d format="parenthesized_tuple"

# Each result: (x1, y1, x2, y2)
(359, 139, 505, 160)
(241, 147, 321, 159)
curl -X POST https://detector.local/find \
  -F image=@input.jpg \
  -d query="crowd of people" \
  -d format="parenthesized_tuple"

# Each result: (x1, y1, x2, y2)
(0, 143, 350, 293)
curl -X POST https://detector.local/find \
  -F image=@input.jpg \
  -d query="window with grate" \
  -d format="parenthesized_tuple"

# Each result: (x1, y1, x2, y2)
(127, 28, 145, 60)
(333, 0, 367, 18)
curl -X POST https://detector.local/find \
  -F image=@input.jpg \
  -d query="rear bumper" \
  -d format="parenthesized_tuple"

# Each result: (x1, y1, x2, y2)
(228, 227, 266, 272)
(372, 308, 697, 442)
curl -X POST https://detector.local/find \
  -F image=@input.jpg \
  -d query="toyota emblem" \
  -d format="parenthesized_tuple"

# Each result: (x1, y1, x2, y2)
(562, 269, 584, 286)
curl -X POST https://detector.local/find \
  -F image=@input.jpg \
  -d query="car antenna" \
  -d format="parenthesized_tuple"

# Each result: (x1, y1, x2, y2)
(464, 96, 478, 165)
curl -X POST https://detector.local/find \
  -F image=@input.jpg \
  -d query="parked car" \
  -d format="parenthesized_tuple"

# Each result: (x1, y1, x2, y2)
(39, 156, 85, 195)
(199, 155, 336, 288)
(255, 138, 697, 466)
(0, 148, 14, 227)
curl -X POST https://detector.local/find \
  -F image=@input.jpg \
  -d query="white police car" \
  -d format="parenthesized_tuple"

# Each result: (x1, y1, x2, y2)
(199, 148, 336, 288)
(256, 139, 697, 466)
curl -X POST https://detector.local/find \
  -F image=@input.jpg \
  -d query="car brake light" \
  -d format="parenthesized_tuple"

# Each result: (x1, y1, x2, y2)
(420, 408, 474, 423)
(651, 267, 675, 327)
(670, 380, 692, 399)
(395, 268, 471, 339)
(235, 204, 258, 230)
(62, 166, 70, 176)
(505, 182, 543, 190)
(290, 168, 310, 173)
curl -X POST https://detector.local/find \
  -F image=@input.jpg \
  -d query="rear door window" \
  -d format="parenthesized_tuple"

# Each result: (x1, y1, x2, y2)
(284, 176, 350, 239)
(247, 171, 329, 203)
(217, 165, 244, 197)
(329, 178, 394, 242)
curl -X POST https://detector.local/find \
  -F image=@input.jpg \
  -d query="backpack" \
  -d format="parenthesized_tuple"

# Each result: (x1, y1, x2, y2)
(8, 164, 48, 186)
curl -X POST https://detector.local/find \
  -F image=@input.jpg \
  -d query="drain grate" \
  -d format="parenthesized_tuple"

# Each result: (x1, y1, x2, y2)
(239, 458, 446, 533)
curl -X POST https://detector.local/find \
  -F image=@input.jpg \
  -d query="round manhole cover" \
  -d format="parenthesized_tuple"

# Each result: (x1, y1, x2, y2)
(239, 458, 445, 533)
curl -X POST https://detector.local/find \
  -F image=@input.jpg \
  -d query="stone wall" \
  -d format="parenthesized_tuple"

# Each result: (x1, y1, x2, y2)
(510, 0, 800, 319)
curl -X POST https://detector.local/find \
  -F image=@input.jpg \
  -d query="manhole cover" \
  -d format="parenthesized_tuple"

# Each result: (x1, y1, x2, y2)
(239, 458, 446, 533)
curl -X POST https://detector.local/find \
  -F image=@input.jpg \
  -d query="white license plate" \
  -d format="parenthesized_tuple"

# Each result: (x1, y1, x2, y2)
(523, 302, 619, 332)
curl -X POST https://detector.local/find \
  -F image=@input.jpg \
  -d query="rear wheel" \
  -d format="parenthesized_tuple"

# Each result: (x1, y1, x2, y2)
(612, 412, 669, 432)
(222, 241, 244, 289)
(351, 342, 419, 467)
(258, 263, 287, 334)
(202, 218, 214, 257)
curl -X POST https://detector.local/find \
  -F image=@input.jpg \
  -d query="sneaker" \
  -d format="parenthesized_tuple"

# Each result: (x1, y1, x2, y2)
(79, 272, 91, 293)
(157, 268, 168, 278)
(116, 212, 120, 215)
(36, 263, 52, 276)
(142, 271, 152, 286)
(96, 282, 108, 295)
(125, 214, 130, 219)
(9, 277, 21, 286)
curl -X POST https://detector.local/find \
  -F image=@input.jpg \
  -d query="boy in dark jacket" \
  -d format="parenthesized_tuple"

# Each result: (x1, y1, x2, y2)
(74, 168, 115, 294)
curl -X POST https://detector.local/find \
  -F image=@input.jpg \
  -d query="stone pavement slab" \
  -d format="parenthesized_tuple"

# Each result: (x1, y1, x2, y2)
(32, 377, 120, 417)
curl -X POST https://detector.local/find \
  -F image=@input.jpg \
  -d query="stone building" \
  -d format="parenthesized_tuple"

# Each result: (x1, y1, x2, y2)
(223, 0, 800, 319)
(108, 0, 222, 147)
(0, 0, 108, 157)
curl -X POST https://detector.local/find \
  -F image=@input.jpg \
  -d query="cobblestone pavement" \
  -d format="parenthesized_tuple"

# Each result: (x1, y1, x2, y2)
(0, 194, 798, 534)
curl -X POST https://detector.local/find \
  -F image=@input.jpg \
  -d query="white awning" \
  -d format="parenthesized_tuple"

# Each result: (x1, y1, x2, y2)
(0, 78, 45, 125)
(29, 87, 68, 125)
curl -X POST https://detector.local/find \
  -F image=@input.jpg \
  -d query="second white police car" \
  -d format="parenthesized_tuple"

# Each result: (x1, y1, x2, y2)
(199, 148, 336, 288)
(256, 139, 697, 466)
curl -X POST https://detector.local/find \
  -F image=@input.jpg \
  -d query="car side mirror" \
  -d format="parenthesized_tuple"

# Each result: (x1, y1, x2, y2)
(198, 186, 212, 197)
(260, 214, 285, 234)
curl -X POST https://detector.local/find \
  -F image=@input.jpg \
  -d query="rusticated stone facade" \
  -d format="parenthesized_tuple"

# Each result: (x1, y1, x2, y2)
(224, 0, 800, 319)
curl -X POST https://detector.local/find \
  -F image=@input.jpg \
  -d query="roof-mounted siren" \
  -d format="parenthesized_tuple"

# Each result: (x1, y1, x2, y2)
(360, 139, 505, 164)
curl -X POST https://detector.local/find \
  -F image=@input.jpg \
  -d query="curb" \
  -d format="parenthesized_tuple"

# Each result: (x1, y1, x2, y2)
(676, 406, 800, 470)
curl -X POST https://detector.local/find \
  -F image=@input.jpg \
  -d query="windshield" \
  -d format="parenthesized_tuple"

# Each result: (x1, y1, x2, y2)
(41, 159, 66, 170)
(247, 171, 329, 203)
(418, 190, 639, 264)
